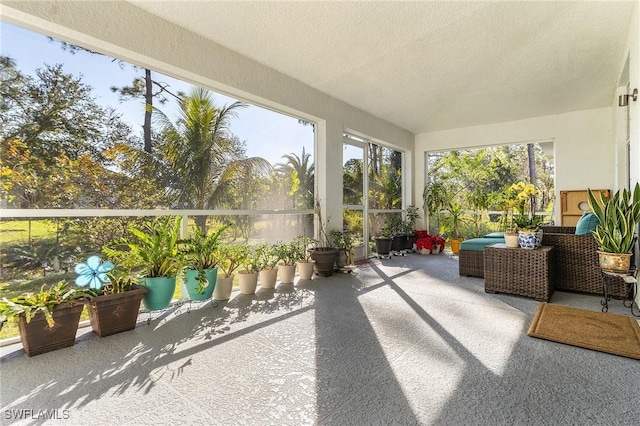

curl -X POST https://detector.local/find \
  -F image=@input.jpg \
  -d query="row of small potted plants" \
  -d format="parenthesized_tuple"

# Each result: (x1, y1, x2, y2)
(0, 216, 323, 357)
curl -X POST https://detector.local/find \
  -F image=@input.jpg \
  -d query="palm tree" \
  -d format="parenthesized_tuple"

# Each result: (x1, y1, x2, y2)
(156, 87, 270, 233)
(276, 147, 314, 209)
(276, 147, 314, 236)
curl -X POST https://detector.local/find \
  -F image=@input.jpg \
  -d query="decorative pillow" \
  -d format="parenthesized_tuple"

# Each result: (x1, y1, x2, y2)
(575, 212, 599, 235)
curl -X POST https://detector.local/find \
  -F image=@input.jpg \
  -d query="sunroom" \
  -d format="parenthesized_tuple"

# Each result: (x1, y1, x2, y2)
(1, 1, 639, 424)
(1, 1, 638, 253)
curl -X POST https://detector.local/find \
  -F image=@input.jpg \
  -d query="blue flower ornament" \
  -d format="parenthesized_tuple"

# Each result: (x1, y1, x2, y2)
(75, 256, 114, 290)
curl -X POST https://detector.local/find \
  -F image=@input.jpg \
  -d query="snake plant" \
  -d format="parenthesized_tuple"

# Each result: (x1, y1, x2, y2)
(587, 183, 640, 254)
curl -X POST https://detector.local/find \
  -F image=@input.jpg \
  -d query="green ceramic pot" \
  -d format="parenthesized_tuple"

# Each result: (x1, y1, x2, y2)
(184, 268, 217, 301)
(142, 276, 177, 311)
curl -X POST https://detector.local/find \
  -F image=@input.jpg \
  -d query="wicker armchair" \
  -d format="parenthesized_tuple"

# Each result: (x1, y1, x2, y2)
(541, 226, 627, 298)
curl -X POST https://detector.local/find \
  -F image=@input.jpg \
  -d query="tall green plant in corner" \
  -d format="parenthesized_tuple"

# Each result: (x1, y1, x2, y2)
(587, 183, 640, 255)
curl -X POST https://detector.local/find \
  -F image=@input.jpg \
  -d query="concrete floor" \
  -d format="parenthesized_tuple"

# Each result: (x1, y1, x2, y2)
(1, 252, 639, 425)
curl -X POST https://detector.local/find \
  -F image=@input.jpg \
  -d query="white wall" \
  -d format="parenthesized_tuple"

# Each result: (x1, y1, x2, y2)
(624, 2, 639, 186)
(0, 0, 415, 232)
(414, 108, 614, 226)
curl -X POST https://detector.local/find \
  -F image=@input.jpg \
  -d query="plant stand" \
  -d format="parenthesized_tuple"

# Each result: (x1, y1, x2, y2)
(601, 269, 640, 317)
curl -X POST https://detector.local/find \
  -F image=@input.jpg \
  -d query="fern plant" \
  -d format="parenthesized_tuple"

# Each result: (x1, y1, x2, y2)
(587, 183, 640, 254)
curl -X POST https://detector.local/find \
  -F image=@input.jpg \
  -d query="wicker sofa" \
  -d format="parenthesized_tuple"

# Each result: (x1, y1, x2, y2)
(541, 226, 628, 298)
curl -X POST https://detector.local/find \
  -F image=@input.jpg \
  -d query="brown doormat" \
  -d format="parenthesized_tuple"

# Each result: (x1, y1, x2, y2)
(527, 303, 640, 360)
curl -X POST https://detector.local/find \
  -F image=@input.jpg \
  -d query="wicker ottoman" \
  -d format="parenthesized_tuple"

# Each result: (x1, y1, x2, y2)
(459, 236, 505, 278)
(484, 243, 554, 302)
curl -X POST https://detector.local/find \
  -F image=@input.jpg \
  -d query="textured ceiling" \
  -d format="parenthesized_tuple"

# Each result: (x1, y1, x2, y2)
(131, 1, 635, 134)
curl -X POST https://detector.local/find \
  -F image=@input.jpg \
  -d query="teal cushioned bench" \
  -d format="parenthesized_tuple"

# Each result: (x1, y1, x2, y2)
(460, 237, 504, 251)
(459, 235, 505, 278)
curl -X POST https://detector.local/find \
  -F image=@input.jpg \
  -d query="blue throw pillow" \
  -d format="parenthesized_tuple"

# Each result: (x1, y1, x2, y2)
(575, 212, 599, 235)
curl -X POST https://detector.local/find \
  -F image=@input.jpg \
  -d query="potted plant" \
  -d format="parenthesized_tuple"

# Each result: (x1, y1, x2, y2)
(588, 183, 640, 273)
(422, 180, 448, 236)
(74, 255, 148, 338)
(213, 244, 247, 300)
(498, 185, 520, 248)
(374, 222, 393, 258)
(442, 203, 468, 254)
(275, 241, 298, 284)
(238, 246, 260, 295)
(294, 236, 316, 280)
(404, 205, 421, 251)
(103, 216, 183, 311)
(385, 214, 406, 255)
(508, 182, 544, 249)
(180, 224, 229, 301)
(256, 243, 279, 289)
(310, 200, 338, 276)
(0, 282, 93, 356)
(329, 229, 356, 268)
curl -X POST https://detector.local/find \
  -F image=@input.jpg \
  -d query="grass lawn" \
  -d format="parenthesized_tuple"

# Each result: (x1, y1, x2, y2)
(0, 218, 58, 245)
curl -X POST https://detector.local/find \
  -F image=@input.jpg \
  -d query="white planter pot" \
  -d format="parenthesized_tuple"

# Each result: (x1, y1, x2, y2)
(213, 275, 234, 300)
(504, 233, 519, 248)
(238, 271, 258, 294)
(279, 264, 296, 284)
(296, 261, 315, 280)
(259, 267, 278, 289)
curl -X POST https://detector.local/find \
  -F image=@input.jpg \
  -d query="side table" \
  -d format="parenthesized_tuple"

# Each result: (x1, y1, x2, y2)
(601, 269, 640, 317)
(484, 243, 554, 302)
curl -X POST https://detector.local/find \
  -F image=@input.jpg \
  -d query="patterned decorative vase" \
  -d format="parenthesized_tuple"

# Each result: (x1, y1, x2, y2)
(518, 229, 543, 249)
(597, 251, 632, 273)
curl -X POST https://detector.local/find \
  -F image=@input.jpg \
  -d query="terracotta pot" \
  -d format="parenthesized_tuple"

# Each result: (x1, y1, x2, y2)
(88, 285, 147, 337)
(18, 303, 84, 357)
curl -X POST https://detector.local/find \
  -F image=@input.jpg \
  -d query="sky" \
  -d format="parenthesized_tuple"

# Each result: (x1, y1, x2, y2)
(0, 22, 314, 165)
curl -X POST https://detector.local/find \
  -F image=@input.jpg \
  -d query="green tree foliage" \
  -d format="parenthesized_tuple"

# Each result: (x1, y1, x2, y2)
(276, 147, 314, 210)
(0, 56, 139, 209)
(155, 88, 271, 233)
(426, 145, 554, 236)
(368, 145, 402, 210)
(343, 158, 363, 206)
(53, 39, 184, 154)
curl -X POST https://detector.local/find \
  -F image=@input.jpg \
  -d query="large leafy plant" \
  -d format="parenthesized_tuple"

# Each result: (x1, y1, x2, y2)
(0, 282, 92, 327)
(180, 224, 230, 271)
(103, 216, 182, 278)
(588, 183, 640, 254)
